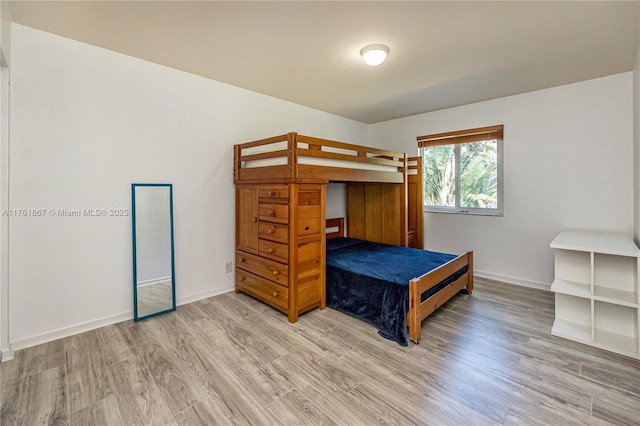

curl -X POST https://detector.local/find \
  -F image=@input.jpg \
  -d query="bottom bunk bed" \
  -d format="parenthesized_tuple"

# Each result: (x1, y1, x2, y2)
(325, 218, 473, 346)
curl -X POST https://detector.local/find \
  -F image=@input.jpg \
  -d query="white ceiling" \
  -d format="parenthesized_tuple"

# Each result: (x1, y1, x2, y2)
(8, 1, 640, 124)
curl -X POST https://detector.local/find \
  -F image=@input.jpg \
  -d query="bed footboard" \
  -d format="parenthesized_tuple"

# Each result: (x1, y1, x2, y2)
(407, 251, 473, 343)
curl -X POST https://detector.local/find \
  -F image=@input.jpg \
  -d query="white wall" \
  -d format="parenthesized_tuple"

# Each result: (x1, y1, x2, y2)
(8, 24, 367, 348)
(634, 27, 640, 245)
(0, 67, 8, 360)
(0, 0, 11, 67)
(0, 0, 10, 360)
(370, 73, 634, 289)
(326, 183, 347, 229)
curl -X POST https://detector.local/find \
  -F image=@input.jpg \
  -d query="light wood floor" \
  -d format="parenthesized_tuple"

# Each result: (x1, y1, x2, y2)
(2, 278, 639, 425)
(137, 281, 174, 318)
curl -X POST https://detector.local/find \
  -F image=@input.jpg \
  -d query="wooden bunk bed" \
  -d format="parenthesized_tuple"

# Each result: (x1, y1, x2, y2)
(234, 132, 472, 344)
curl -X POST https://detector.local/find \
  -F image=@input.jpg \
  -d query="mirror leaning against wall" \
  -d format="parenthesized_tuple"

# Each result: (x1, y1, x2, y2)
(132, 183, 176, 321)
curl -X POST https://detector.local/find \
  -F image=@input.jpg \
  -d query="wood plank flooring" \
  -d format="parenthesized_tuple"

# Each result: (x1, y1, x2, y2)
(136, 281, 173, 318)
(2, 278, 639, 425)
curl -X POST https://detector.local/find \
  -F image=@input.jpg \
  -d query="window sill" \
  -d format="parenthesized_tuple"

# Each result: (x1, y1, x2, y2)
(424, 208, 503, 217)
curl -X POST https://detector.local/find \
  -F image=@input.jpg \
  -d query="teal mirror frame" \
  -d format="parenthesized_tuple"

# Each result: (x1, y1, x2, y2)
(132, 183, 176, 321)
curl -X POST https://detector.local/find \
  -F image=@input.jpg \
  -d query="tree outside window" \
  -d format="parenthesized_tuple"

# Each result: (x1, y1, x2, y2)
(418, 125, 503, 215)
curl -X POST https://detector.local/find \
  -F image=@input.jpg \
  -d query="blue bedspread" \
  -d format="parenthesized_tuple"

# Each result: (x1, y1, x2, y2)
(326, 237, 461, 346)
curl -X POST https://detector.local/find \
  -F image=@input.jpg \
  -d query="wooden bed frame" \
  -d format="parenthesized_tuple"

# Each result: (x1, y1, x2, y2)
(234, 132, 471, 343)
(326, 218, 473, 344)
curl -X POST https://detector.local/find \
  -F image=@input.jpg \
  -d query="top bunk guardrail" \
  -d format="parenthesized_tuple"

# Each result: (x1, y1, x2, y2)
(406, 156, 422, 177)
(234, 132, 407, 184)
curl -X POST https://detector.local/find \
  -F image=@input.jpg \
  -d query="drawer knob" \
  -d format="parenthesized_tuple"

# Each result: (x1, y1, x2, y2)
(269, 210, 276, 216)
(272, 270, 279, 275)
(251, 217, 257, 223)
(273, 291, 279, 298)
(267, 248, 275, 253)
(267, 228, 274, 234)
(239, 276, 246, 282)
(240, 258, 246, 263)
(269, 191, 276, 196)
(304, 226, 310, 231)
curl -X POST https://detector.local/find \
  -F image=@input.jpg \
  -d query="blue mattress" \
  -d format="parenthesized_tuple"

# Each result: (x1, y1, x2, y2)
(326, 237, 466, 346)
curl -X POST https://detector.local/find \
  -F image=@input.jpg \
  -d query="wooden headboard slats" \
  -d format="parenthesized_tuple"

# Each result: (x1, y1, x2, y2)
(326, 218, 344, 240)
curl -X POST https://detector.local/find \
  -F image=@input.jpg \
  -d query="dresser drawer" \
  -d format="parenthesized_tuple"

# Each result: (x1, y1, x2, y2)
(298, 204, 321, 219)
(259, 239, 288, 263)
(298, 190, 321, 206)
(297, 216, 322, 237)
(298, 241, 321, 273)
(259, 185, 288, 202)
(258, 223, 289, 243)
(236, 269, 288, 312)
(236, 250, 289, 286)
(259, 203, 289, 224)
(298, 274, 321, 311)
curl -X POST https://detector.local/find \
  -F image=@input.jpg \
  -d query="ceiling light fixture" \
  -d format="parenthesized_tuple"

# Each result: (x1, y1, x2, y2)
(360, 44, 389, 66)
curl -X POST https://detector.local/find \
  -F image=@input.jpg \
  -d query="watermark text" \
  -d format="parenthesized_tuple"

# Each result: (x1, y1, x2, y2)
(1, 208, 129, 217)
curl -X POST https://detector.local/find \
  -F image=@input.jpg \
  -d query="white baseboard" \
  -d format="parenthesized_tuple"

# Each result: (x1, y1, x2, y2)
(137, 276, 172, 287)
(1, 347, 14, 362)
(474, 269, 551, 291)
(8, 284, 235, 354)
(10, 310, 133, 352)
(177, 284, 234, 306)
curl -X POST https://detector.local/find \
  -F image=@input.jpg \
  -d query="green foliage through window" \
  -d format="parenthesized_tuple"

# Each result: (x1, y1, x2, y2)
(423, 145, 455, 207)
(422, 139, 500, 212)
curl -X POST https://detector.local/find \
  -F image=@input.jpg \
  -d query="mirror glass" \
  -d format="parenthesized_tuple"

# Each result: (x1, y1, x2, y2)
(132, 183, 176, 321)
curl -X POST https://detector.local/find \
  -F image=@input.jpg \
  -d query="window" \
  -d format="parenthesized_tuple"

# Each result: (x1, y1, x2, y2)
(418, 125, 503, 215)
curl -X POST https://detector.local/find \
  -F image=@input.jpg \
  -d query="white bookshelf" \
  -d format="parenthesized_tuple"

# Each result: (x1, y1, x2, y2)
(550, 230, 639, 359)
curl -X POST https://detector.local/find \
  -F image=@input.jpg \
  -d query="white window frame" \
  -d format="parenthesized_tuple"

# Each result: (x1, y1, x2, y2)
(418, 126, 504, 217)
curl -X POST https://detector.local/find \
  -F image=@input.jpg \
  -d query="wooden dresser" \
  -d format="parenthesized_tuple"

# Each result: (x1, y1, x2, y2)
(235, 183, 326, 322)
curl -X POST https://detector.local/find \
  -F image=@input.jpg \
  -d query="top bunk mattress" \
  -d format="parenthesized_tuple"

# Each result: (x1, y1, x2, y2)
(326, 237, 458, 285)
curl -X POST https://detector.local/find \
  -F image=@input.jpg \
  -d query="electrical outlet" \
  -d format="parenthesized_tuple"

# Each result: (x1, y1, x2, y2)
(224, 261, 233, 273)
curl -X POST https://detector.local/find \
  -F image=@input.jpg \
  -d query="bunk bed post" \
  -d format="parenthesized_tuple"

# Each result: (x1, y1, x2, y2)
(467, 251, 474, 292)
(320, 186, 327, 310)
(408, 278, 421, 343)
(287, 132, 298, 180)
(288, 183, 299, 322)
(401, 153, 408, 247)
(233, 144, 240, 183)
(407, 156, 424, 249)
(415, 157, 424, 249)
